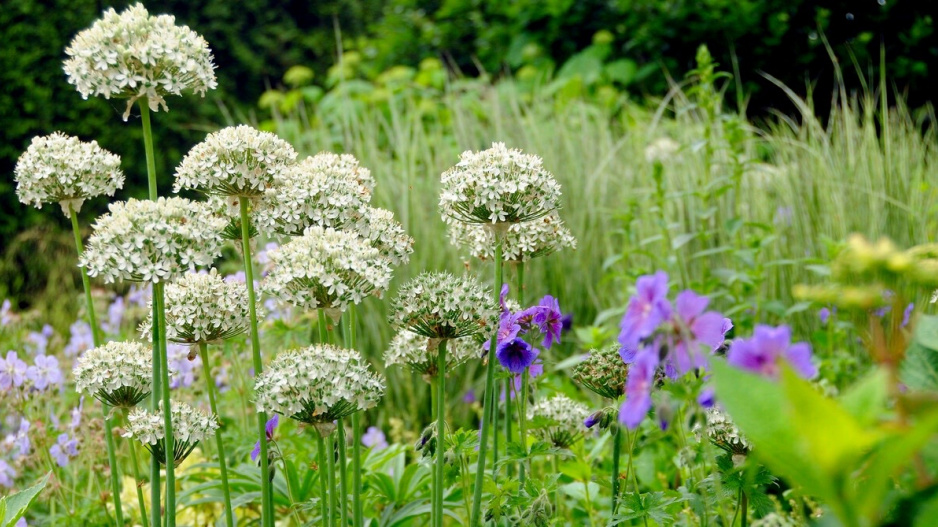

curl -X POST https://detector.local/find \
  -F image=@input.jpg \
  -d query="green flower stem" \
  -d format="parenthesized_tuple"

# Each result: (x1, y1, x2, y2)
(198, 342, 234, 527)
(318, 309, 329, 344)
(348, 305, 364, 527)
(317, 433, 329, 527)
(518, 370, 529, 485)
(492, 380, 499, 483)
(69, 204, 124, 527)
(611, 424, 621, 515)
(430, 375, 439, 526)
(125, 409, 150, 527)
(511, 261, 525, 483)
(239, 197, 273, 527)
(435, 340, 448, 527)
(138, 97, 163, 527)
(471, 236, 503, 526)
(504, 377, 513, 481)
(326, 432, 338, 527)
(338, 421, 349, 527)
(154, 283, 176, 527)
(552, 455, 561, 517)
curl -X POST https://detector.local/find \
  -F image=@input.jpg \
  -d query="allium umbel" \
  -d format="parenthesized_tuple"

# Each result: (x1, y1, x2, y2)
(174, 125, 298, 197)
(80, 197, 225, 283)
(140, 269, 260, 343)
(384, 330, 479, 378)
(253, 345, 385, 427)
(63, 3, 217, 120)
(439, 142, 562, 225)
(124, 401, 218, 465)
(73, 341, 153, 408)
(389, 272, 497, 340)
(14, 133, 124, 215)
(527, 395, 590, 448)
(573, 345, 630, 400)
(448, 211, 576, 262)
(263, 226, 393, 316)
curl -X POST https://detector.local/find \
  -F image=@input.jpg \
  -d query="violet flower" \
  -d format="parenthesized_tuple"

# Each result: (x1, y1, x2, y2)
(667, 290, 727, 376)
(252, 414, 279, 462)
(26, 354, 64, 391)
(618, 271, 671, 348)
(8, 418, 30, 459)
(903, 303, 915, 327)
(496, 337, 538, 374)
(64, 321, 94, 357)
(727, 325, 816, 380)
(0, 459, 15, 488)
(0, 351, 28, 390)
(361, 426, 388, 449)
(818, 307, 831, 326)
(619, 347, 659, 429)
(49, 433, 78, 467)
(533, 295, 563, 348)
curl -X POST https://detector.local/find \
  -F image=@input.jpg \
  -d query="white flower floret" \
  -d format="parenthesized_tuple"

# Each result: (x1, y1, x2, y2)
(389, 272, 496, 340)
(696, 407, 750, 454)
(350, 207, 414, 267)
(254, 152, 374, 236)
(173, 125, 298, 197)
(384, 330, 479, 378)
(448, 211, 576, 262)
(263, 226, 392, 314)
(124, 400, 218, 465)
(253, 344, 385, 424)
(527, 394, 590, 448)
(439, 142, 562, 224)
(63, 3, 217, 120)
(14, 133, 124, 215)
(73, 341, 152, 408)
(80, 197, 225, 283)
(139, 269, 260, 344)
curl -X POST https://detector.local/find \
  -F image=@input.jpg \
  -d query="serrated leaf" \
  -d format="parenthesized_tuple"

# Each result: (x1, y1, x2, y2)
(2, 472, 48, 527)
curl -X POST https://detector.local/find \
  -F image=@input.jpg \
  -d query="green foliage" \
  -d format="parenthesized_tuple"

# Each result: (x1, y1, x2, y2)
(0, 473, 48, 527)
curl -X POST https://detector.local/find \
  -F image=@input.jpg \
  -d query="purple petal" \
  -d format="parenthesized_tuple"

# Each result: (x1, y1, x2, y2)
(675, 290, 709, 321)
(785, 342, 817, 379)
(496, 338, 538, 374)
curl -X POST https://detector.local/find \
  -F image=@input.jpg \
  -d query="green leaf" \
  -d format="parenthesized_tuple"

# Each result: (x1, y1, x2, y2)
(914, 315, 938, 352)
(604, 59, 638, 85)
(671, 233, 697, 250)
(839, 368, 889, 426)
(903, 341, 938, 391)
(2, 473, 49, 527)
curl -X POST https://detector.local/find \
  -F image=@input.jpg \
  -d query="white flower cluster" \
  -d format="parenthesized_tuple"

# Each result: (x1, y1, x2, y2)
(254, 344, 385, 424)
(573, 344, 629, 400)
(63, 3, 217, 120)
(699, 407, 750, 454)
(73, 341, 152, 408)
(14, 133, 124, 216)
(526, 394, 590, 448)
(439, 142, 562, 224)
(124, 400, 218, 465)
(351, 207, 414, 267)
(255, 153, 374, 236)
(389, 272, 496, 340)
(174, 125, 298, 197)
(80, 197, 225, 283)
(449, 211, 576, 262)
(263, 226, 393, 313)
(384, 330, 479, 378)
(140, 269, 260, 343)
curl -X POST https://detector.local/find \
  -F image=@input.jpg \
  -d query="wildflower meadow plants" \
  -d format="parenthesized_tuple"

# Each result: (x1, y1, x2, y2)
(7, 3, 938, 527)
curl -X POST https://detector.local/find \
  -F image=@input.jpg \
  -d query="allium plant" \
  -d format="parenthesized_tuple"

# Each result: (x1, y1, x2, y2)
(80, 197, 225, 283)
(350, 207, 415, 267)
(63, 3, 217, 120)
(384, 330, 479, 379)
(14, 133, 124, 215)
(527, 395, 589, 449)
(124, 401, 218, 466)
(574, 345, 630, 400)
(74, 342, 153, 408)
(448, 211, 576, 262)
(389, 272, 496, 340)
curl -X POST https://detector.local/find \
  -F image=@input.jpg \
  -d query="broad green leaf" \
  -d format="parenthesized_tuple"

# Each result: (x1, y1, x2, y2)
(902, 341, 938, 391)
(914, 490, 938, 527)
(2, 473, 49, 527)
(914, 315, 938, 352)
(838, 368, 889, 427)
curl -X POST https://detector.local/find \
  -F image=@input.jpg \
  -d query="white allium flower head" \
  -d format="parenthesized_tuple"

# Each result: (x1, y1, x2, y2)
(173, 125, 298, 197)
(73, 341, 152, 408)
(439, 142, 562, 225)
(698, 407, 750, 454)
(384, 330, 479, 379)
(80, 197, 225, 283)
(526, 394, 590, 448)
(263, 226, 393, 315)
(254, 152, 374, 236)
(572, 344, 629, 400)
(139, 269, 260, 344)
(123, 400, 218, 465)
(63, 3, 217, 120)
(14, 133, 124, 216)
(254, 344, 385, 425)
(351, 207, 414, 267)
(389, 272, 496, 340)
(448, 211, 576, 262)
(204, 194, 257, 240)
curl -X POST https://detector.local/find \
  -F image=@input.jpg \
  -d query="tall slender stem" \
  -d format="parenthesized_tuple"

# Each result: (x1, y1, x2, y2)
(430, 376, 439, 527)
(317, 433, 329, 526)
(611, 424, 621, 515)
(471, 235, 503, 526)
(348, 305, 364, 527)
(198, 342, 234, 527)
(139, 98, 158, 200)
(435, 340, 448, 527)
(69, 205, 124, 526)
(519, 370, 529, 485)
(239, 197, 273, 527)
(326, 433, 338, 527)
(740, 490, 749, 527)
(504, 377, 513, 480)
(154, 283, 176, 526)
(338, 421, 349, 527)
(125, 409, 150, 527)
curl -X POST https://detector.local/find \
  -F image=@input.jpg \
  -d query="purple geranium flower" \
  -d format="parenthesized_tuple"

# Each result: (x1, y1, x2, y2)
(727, 325, 817, 380)
(0, 351, 28, 390)
(168, 343, 200, 389)
(903, 303, 914, 328)
(69, 397, 84, 430)
(697, 387, 715, 408)
(0, 299, 12, 327)
(818, 307, 831, 326)
(496, 337, 538, 374)
(584, 411, 602, 429)
(26, 354, 64, 391)
(533, 295, 563, 349)
(667, 290, 727, 376)
(0, 459, 15, 488)
(619, 347, 659, 429)
(252, 414, 280, 462)
(484, 312, 521, 353)
(618, 271, 671, 348)
(25, 325, 54, 355)
(102, 296, 126, 335)
(8, 418, 30, 459)
(362, 426, 388, 449)
(49, 433, 78, 467)
(64, 321, 94, 357)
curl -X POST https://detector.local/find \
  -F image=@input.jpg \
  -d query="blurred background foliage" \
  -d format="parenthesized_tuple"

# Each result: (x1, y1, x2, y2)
(1, 0, 936, 314)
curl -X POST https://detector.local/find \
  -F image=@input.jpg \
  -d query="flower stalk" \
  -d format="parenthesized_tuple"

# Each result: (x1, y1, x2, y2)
(124, 408, 150, 527)
(347, 305, 364, 527)
(198, 342, 234, 527)
(434, 339, 448, 527)
(154, 282, 177, 526)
